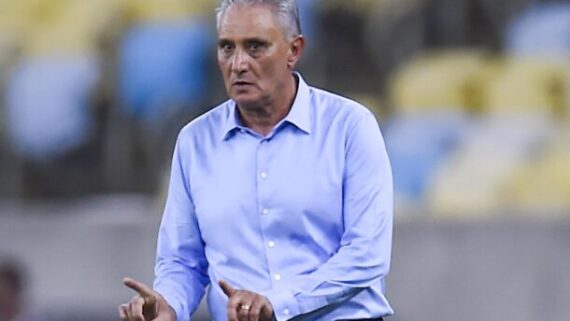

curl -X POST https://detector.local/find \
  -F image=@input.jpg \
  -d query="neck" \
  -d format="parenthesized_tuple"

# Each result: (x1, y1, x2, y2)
(238, 74, 298, 136)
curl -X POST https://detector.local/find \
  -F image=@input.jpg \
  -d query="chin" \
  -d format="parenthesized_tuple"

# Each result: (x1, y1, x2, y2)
(231, 93, 262, 108)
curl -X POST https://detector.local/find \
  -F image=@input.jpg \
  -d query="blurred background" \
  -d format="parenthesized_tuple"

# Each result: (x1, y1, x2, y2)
(0, 0, 569, 320)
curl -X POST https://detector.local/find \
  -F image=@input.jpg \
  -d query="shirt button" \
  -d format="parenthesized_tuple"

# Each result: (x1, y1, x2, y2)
(274, 274, 281, 281)
(283, 309, 290, 316)
(268, 241, 275, 248)
(262, 208, 269, 215)
(260, 172, 268, 179)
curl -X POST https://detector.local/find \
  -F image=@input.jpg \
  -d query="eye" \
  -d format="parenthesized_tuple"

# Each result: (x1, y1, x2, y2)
(219, 42, 234, 54)
(248, 41, 266, 53)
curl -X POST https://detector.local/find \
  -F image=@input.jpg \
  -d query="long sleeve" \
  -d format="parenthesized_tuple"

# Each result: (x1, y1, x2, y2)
(153, 135, 210, 321)
(265, 112, 394, 320)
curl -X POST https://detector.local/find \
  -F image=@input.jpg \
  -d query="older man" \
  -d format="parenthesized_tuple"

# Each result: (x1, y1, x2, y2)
(119, 1, 393, 321)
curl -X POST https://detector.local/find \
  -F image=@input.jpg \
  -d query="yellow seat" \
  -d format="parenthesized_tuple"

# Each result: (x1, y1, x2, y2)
(18, 0, 125, 57)
(123, 0, 216, 23)
(0, 0, 36, 54)
(389, 50, 489, 113)
(504, 128, 570, 214)
(481, 57, 570, 117)
(323, 0, 423, 14)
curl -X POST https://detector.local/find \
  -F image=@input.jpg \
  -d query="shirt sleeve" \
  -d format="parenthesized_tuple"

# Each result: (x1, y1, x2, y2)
(153, 134, 210, 321)
(264, 112, 394, 320)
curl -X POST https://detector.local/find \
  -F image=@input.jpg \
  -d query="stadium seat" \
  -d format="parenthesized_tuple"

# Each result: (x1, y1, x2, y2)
(297, 0, 318, 48)
(117, 20, 212, 121)
(427, 114, 554, 218)
(383, 111, 473, 212)
(506, 2, 570, 60)
(481, 58, 569, 117)
(389, 50, 490, 113)
(123, 0, 215, 22)
(5, 56, 99, 160)
(503, 127, 570, 214)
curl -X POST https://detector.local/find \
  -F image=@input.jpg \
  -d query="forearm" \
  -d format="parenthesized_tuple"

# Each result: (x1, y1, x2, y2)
(153, 259, 209, 321)
(265, 228, 392, 320)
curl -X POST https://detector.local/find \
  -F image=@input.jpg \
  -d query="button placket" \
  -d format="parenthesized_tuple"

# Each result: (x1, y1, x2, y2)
(256, 138, 279, 284)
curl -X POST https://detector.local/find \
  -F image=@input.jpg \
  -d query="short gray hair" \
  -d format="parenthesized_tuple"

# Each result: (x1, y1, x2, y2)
(216, 0, 302, 39)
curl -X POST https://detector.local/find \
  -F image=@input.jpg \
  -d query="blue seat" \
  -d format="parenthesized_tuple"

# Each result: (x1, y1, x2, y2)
(383, 112, 472, 203)
(5, 56, 98, 160)
(117, 20, 212, 121)
(506, 3, 570, 58)
(297, 0, 318, 49)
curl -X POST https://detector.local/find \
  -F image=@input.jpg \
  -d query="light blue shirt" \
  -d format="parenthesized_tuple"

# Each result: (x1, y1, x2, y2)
(154, 74, 394, 321)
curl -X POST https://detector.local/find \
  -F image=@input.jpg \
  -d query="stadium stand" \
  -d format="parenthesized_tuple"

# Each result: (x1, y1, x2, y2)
(0, 0, 567, 209)
(103, 0, 215, 192)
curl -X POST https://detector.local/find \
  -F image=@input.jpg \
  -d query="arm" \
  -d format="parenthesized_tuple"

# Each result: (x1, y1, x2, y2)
(265, 112, 394, 320)
(153, 135, 210, 321)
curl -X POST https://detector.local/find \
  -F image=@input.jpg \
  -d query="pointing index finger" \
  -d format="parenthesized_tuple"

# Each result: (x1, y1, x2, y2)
(219, 280, 236, 297)
(123, 277, 155, 301)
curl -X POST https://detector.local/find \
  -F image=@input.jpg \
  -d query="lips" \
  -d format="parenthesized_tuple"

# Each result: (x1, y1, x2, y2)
(232, 80, 254, 87)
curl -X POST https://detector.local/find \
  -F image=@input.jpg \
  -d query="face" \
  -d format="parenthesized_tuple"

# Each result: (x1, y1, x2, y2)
(217, 4, 303, 109)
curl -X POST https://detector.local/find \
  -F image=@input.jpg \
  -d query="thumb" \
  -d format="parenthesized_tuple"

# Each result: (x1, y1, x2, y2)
(218, 280, 236, 297)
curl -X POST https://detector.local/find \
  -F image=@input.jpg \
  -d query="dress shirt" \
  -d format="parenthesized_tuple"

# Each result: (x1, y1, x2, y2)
(153, 73, 394, 321)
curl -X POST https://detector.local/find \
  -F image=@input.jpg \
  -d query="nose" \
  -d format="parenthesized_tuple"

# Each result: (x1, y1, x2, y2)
(230, 48, 249, 74)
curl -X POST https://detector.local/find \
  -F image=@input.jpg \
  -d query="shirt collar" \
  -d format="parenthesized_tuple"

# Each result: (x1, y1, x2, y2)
(221, 72, 312, 141)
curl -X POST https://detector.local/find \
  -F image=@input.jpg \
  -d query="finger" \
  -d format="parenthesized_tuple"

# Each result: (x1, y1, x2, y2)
(238, 300, 253, 321)
(219, 280, 236, 297)
(123, 277, 153, 296)
(131, 296, 146, 321)
(123, 277, 156, 305)
(128, 301, 139, 321)
(226, 292, 242, 321)
(126, 301, 134, 321)
(119, 304, 129, 321)
(260, 302, 274, 321)
(248, 299, 264, 321)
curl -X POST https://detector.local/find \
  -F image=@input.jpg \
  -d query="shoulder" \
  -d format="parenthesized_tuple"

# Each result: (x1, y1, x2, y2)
(177, 100, 232, 143)
(309, 86, 378, 130)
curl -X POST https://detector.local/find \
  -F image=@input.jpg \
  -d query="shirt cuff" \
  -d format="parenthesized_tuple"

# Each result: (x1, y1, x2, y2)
(264, 288, 299, 321)
(154, 287, 187, 321)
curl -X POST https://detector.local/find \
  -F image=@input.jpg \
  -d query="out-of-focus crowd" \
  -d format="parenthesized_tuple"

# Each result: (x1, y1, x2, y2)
(0, 0, 568, 219)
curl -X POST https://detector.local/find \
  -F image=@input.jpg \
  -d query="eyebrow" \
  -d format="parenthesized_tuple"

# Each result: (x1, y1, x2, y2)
(218, 37, 270, 46)
(218, 39, 233, 46)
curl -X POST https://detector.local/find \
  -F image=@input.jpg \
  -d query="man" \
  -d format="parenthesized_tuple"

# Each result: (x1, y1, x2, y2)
(119, 0, 394, 320)
(0, 259, 45, 321)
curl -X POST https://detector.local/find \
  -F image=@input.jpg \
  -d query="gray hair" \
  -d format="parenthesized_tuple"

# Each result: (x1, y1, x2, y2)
(216, 0, 302, 39)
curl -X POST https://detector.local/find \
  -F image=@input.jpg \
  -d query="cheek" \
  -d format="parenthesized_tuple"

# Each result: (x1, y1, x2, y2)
(218, 60, 231, 80)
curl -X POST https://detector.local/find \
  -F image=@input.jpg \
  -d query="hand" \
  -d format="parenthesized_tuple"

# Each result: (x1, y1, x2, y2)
(119, 277, 176, 321)
(219, 280, 275, 321)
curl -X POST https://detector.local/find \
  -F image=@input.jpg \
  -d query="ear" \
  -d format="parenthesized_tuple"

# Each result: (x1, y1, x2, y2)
(287, 35, 306, 69)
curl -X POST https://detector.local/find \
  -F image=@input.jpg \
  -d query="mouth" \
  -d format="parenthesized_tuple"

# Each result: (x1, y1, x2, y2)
(232, 80, 254, 87)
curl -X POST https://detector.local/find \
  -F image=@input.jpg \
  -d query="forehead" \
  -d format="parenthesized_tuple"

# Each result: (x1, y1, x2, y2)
(218, 4, 284, 40)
